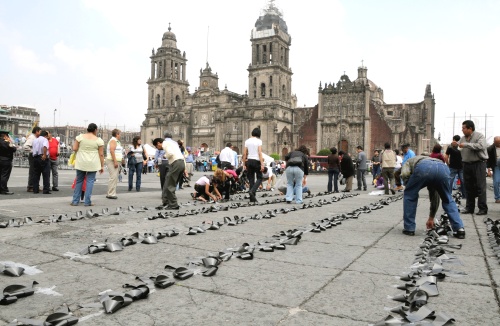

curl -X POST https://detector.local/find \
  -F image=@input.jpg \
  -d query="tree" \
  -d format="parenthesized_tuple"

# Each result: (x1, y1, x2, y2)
(269, 153, 280, 161)
(317, 148, 331, 156)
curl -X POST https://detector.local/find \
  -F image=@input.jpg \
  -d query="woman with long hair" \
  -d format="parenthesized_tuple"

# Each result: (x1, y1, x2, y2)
(127, 135, 146, 191)
(70, 123, 104, 206)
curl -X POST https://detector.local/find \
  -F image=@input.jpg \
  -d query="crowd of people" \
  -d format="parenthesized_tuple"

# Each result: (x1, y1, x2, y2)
(1, 120, 499, 240)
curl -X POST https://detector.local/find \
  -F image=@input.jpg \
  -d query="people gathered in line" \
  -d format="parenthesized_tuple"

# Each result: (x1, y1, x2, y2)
(5, 122, 498, 238)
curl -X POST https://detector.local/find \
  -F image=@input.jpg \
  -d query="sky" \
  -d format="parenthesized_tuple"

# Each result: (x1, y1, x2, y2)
(1, 0, 499, 143)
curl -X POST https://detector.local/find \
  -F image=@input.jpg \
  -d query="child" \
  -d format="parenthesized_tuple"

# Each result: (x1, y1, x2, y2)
(72, 175, 87, 202)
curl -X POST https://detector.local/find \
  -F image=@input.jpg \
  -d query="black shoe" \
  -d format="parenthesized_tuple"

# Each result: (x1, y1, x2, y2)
(476, 210, 488, 215)
(286, 201, 292, 204)
(52, 187, 59, 191)
(0, 191, 14, 195)
(43, 191, 52, 194)
(165, 206, 180, 210)
(363, 188, 367, 191)
(342, 189, 350, 192)
(33, 191, 39, 194)
(390, 189, 396, 195)
(355, 188, 362, 191)
(27, 187, 33, 192)
(402, 229, 415, 236)
(106, 195, 118, 199)
(453, 228, 465, 239)
(461, 209, 473, 214)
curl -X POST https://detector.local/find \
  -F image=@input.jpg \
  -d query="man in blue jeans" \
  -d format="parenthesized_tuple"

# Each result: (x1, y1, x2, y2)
(401, 155, 465, 238)
(446, 135, 466, 197)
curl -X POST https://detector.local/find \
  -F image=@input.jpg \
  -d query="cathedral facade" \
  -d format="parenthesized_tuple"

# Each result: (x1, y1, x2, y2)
(141, 3, 297, 158)
(141, 1, 436, 158)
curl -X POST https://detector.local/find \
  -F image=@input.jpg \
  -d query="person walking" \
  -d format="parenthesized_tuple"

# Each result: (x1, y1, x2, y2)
(47, 131, 60, 191)
(32, 130, 51, 194)
(446, 135, 467, 197)
(0, 130, 16, 195)
(400, 155, 465, 238)
(339, 150, 354, 192)
(70, 123, 104, 206)
(326, 147, 340, 193)
(242, 128, 264, 203)
(153, 138, 168, 190)
(161, 132, 186, 209)
(105, 129, 123, 200)
(284, 145, 309, 204)
(380, 142, 396, 195)
(455, 120, 489, 215)
(371, 150, 381, 180)
(355, 146, 367, 191)
(127, 136, 146, 192)
(23, 126, 41, 192)
(394, 143, 415, 191)
(487, 136, 500, 204)
(184, 147, 194, 187)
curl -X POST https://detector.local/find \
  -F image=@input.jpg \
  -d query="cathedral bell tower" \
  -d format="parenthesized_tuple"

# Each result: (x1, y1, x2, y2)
(248, 1, 292, 101)
(142, 24, 190, 145)
(247, 1, 294, 156)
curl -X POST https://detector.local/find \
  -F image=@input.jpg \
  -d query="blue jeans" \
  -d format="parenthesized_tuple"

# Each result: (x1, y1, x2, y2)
(449, 167, 466, 198)
(72, 170, 96, 206)
(494, 166, 500, 201)
(372, 165, 381, 179)
(286, 166, 304, 204)
(403, 159, 464, 232)
(128, 162, 143, 190)
(327, 168, 339, 192)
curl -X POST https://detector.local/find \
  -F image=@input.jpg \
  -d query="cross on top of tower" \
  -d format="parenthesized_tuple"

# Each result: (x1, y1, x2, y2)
(168, 22, 171, 31)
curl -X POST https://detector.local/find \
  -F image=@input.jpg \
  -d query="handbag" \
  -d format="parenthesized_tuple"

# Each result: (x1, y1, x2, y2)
(127, 151, 137, 167)
(287, 155, 303, 167)
(68, 152, 76, 166)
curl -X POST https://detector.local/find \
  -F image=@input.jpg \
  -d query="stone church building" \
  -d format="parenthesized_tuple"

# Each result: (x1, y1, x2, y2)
(141, 1, 435, 158)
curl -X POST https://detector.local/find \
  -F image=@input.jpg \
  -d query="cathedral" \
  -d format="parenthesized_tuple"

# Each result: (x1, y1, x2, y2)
(141, 1, 435, 158)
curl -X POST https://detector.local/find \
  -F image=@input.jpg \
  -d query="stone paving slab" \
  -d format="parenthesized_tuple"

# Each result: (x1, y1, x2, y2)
(0, 243, 60, 266)
(347, 247, 417, 276)
(302, 270, 399, 323)
(281, 310, 364, 326)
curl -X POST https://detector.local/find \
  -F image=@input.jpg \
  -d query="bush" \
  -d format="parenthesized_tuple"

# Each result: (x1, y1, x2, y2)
(269, 153, 280, 161)
(316, 148, 331, 156)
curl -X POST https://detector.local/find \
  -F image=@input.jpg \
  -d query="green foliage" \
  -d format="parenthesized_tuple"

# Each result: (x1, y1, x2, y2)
(269, 153, 280, 160)
(316, 148, 331, 156)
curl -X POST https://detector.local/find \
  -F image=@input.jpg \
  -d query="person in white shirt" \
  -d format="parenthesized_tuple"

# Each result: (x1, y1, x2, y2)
(32, 130, 50, 194)
(161, 132, 186, 209)
(242, 128, 264, 203)
(23, 126, 41, 192)
(219, 143, 235, 170)
(261, 166, 276, 190)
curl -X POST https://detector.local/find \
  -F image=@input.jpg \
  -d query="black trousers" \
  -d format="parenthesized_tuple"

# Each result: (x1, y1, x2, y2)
(28, 153, 35, 188)
(159, 162, 170, 190)
(221, 161, 234, 170)
(246, 159, 262, 195)
(33, 156, 50, 192)
(463, 161, 488, 212)
(0, 159, 13, 192)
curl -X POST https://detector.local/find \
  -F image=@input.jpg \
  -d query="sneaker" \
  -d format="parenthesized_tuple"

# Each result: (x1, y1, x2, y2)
(402, 229, 415, 236)
(453, 228, 465, 239)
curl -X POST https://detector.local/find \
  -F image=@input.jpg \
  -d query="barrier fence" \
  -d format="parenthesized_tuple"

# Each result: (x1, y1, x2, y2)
(13, 148, 75, 170)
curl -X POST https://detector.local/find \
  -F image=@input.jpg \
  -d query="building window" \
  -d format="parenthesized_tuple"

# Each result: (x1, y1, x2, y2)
(253, 77, 257, 87)
(254, 90, 257, 98)
(156, 94, 160, 107)
(260, 83, 266, 97)
(387, 110, 393, 116)
(269, 76, 273, 85)
(270, 89, 273, 97)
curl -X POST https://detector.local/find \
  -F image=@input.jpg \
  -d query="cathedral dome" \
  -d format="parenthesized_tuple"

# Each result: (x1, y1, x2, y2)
(161, 26, 177, 48)
(255, 2, 288, 33)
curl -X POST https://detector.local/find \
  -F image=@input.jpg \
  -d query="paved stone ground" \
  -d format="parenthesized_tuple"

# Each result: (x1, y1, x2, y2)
(1, 167, 499, 325)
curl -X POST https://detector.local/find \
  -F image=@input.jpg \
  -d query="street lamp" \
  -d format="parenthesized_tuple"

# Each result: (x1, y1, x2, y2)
(53, 109, 57, 127)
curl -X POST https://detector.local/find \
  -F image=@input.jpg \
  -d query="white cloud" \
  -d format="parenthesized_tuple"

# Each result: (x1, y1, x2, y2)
(9, 45, 56, 74)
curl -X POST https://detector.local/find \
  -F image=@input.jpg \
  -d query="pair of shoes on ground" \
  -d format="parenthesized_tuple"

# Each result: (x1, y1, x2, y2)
(402, 228, 466, 239)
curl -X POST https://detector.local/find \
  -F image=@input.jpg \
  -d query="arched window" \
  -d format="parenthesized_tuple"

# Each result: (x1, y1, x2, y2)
(156, 94, 160, 107)
(175, 95, 180, 107)
(253, 77, 257, 87)
(150, 90, 154, 108)
(269, 89, 273, 97)
(260, 83, 266, 97)
(282, 85, 286, 99)
(253, 90, 257, 98)
(269, 76, 273, 85)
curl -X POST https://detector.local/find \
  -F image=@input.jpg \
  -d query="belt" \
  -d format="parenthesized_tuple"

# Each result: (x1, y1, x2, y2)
(463, 160, 484, 164)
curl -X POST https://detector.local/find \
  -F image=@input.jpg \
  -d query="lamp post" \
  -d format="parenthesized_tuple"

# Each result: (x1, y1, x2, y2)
(53, 109, 57, 127)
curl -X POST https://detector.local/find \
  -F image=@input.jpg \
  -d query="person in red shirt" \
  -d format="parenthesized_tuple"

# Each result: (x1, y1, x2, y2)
(47, 131, 60, 191)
